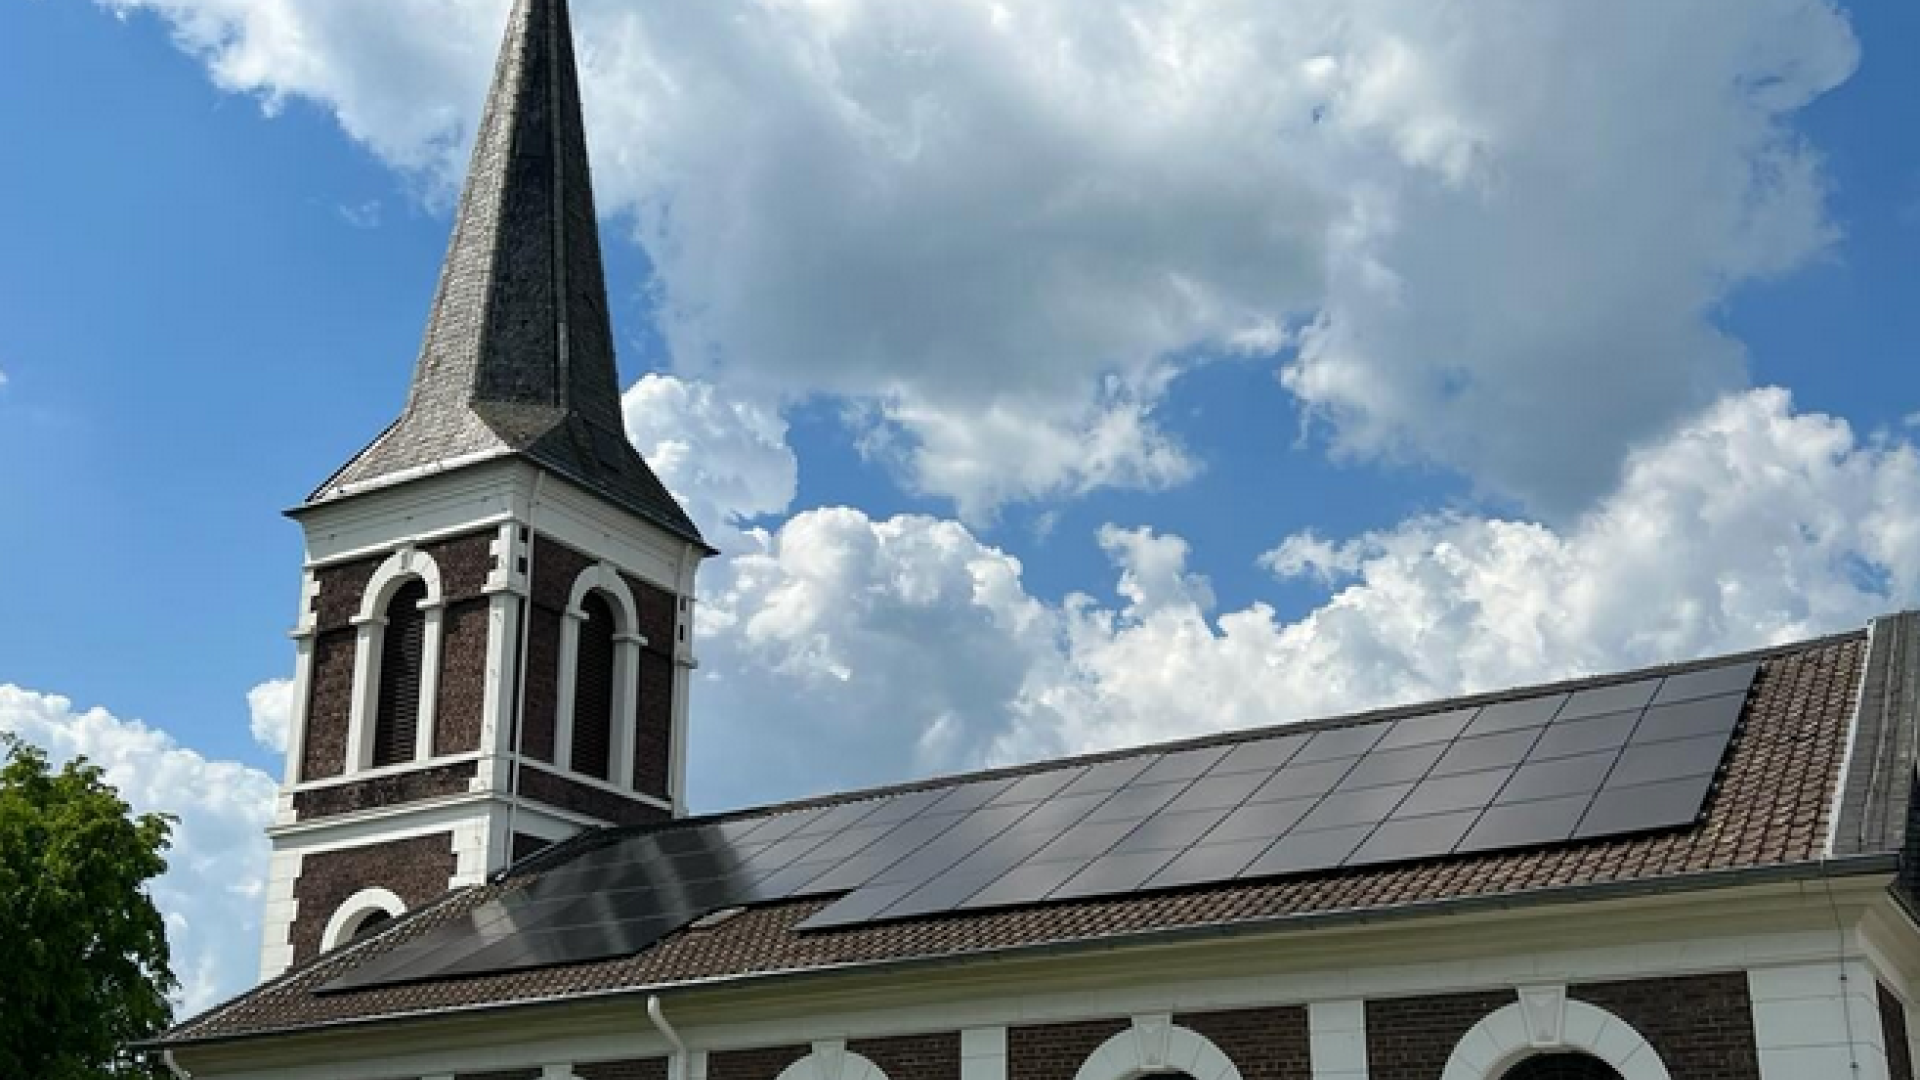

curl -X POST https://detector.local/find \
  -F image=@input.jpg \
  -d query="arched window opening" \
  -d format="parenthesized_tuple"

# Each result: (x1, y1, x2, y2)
(1503, 1054, 1624, 1080)
(371, 578, 428, 767)
(570, 591, 617, 780)
(346, 908, 392, 942)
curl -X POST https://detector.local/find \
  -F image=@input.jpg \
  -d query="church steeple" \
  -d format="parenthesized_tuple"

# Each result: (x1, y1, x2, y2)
(262, 0, 707, 984)
(310, 0, 703, 549)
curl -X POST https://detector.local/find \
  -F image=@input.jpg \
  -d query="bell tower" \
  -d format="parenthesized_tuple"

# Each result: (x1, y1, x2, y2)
(258, 0, 712, 981)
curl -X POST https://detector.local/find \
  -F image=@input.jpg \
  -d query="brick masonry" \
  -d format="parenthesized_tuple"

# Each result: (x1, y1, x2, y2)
(1366, 976, 1761, 1079)
(1176, 1007, 1312, 1080)
(1366, 991, 1514, 1080)
(709, 1045, 812, 1080)
(625, 571, 679, 803)
(302, 628, 356, 780)
(436, 597, 491, 754)
(290, 760, 478, 819)
(288, 833, 456, 965)
(298, 530, 497, 782)
(1009, 1020, 1130, 1080)
(850, 1032, 961, 1080)
(517, 764, 671, 826)
(577, 1060, 668, 1080)
(1571, 973, 1759, 1078)
(1882, 984, 1914, 1080)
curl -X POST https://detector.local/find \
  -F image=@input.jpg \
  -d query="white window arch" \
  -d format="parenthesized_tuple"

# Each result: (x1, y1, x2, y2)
(320, 886, 406, 952)
(345, 546, 446, 773)
(1073, 1014, 1244, 1080)
(554, 562, 645, 789)
(776, 1041, 889, 1080)
(1441, 986, 1670, 1080)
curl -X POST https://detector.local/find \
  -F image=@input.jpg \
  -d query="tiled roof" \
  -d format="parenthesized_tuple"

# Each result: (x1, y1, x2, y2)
(159, 624, 1907, 1047)
(303, 0, 706, 549)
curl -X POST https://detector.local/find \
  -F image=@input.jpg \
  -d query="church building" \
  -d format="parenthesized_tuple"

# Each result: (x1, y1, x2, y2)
(147, 2, 1920, 1079)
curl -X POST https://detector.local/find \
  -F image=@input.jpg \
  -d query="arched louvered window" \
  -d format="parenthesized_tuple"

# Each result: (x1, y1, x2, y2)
(570, 591, 617, 780)
(371, 578, 428, 768)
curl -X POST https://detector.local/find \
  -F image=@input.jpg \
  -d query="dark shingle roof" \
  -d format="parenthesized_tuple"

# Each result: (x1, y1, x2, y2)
(305, 0, 705, 549)
(158, 622, 1914, 1047)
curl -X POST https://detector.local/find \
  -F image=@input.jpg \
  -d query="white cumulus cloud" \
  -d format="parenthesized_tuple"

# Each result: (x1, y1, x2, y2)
(97, 0, 1858, 514)
(686, 387, 1920, 807)
(0, 686, 277, 1016)
(622, 373, 797, 548)
(246, 678, 295, 755)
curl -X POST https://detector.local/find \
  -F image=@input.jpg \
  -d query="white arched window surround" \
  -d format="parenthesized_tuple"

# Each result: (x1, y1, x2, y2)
(553, 562, 645, 790)
(1073, 1014, 1244, 1080)
(776, 1040, 890, 1080)
(345, 545, 446, 773)
(1442, 986, 1671, 1080)
(320, 887, 406, 952)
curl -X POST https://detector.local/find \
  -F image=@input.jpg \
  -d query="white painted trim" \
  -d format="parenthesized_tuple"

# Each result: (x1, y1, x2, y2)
(1749, 960, 1890, 1079)
(1310, 1001, 1367, 1080)
(286, 751, 485, 794)
(321, 887, 408, 953)
(1439, 994, 1670, 1080)
(283, 630, 317, 787)
(1827, 616, 1880, 857)
(777, 1042, 888, 1080)
(961, 1027, 1007, 1080)
(348, 546, 446, 773)
(1072, 1016, 1243, 1080)
(555, 562, 644, 788)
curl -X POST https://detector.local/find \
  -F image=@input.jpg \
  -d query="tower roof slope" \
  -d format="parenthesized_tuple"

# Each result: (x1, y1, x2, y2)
(308, 0, 704, 548)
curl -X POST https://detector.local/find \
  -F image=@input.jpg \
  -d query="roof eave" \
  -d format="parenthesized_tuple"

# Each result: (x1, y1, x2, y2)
(140, 851, 1902, 1054)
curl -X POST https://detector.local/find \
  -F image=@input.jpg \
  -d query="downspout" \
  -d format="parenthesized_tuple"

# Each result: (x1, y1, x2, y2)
(161, 1049, 192, 1079)
(648, 994, 689, 1080)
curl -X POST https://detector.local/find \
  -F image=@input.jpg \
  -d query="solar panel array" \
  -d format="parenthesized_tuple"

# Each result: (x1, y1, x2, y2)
(322, 661, 1755, 992)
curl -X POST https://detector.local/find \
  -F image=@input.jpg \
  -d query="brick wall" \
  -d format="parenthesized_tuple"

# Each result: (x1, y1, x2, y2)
(1366, 976, 1760, 1080)
(1571, 974, 1759, 1078)
(576, 1059, 668, 1080)
(288, 832, 456, 964)
(709, 1045, 811, 1080)
(1177, 1007, 1311, 1080)
(517, 765, 671, 826)
(625, 571, 679, 803)
(436, 597, 491, 754)
(1009, 1020, 1129, 1080)
(850, 1033, 961, 1080)
(302, 629, 356, 780)
(1883, 984, 1915, 1080)
(1366, 991, 1513, 1080)
(298, 531, 497, 780)
(291, 760, 478, 819)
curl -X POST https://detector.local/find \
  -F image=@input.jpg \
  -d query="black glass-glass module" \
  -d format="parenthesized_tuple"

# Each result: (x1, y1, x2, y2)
(323, 662, 1755, 994)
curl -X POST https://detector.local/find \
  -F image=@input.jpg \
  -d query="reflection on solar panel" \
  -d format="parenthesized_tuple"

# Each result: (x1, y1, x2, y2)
(321, 661, 1756, 993)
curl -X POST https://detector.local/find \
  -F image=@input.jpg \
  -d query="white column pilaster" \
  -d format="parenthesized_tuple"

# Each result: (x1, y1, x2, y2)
(1311, 1000, 1369, 1080)
(415, 597, 445, 762)
(1750, 961, 1890, 1080)
(962, 1026, 1007, 1080)
(344, 614, 385, 774)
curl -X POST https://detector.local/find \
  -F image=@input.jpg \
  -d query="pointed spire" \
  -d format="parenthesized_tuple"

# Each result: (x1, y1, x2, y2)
(308, 0, 704, 548)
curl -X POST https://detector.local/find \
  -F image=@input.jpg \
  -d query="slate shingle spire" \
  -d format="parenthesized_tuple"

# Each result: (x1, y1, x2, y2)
(308, 0, 704, 548)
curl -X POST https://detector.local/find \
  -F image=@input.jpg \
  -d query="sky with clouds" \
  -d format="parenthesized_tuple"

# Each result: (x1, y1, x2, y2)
(1, 0, 1918, 1016)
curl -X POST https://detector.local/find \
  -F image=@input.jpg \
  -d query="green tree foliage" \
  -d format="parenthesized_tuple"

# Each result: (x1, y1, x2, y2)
(0, 732, 177, 1079)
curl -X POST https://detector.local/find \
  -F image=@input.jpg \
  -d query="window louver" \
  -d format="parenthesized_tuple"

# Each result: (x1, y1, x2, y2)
(371, 579, 428, 768)
(571, 591, 616, 781)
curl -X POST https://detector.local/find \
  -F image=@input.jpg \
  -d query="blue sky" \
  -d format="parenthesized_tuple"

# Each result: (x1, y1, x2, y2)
(1, 0, 1918, 1009)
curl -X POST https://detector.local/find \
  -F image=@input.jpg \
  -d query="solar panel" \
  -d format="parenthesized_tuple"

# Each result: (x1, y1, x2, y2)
(324, 661, 1757, 993)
